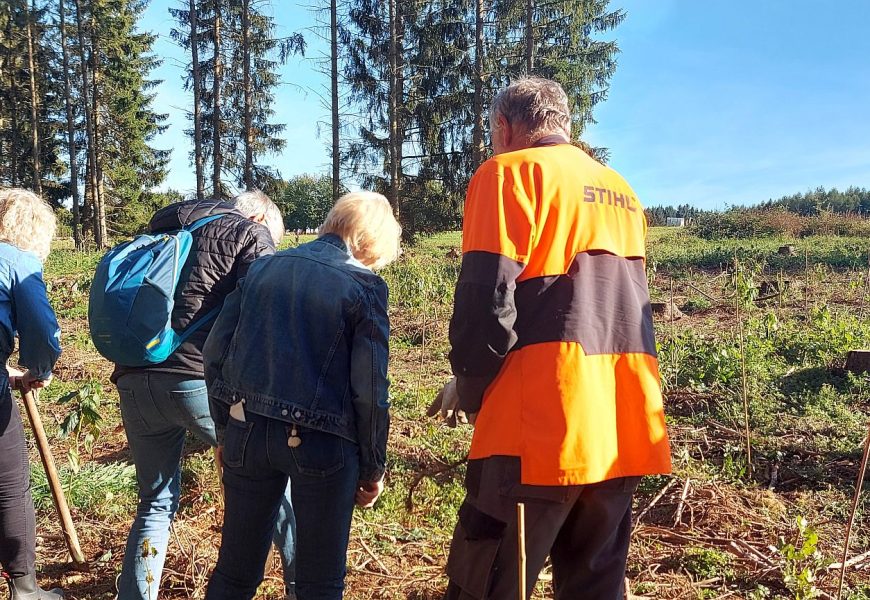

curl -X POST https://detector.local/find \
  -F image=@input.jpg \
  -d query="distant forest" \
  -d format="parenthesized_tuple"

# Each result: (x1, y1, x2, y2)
(646, 186, 870, 226)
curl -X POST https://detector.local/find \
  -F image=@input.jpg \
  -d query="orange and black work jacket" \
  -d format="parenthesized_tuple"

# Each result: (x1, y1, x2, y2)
(449, 136, 672, 486)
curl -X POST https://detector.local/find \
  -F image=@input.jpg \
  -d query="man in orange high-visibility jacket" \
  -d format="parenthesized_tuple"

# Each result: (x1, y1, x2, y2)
(430, 77, 672, 599)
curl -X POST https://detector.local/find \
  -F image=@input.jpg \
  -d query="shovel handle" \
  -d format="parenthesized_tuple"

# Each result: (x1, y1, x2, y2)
(19, 387, 86, 566)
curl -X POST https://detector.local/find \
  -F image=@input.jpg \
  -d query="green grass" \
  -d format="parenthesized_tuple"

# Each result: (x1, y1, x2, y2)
(31, 461, 137, 517)
(648, 227, 870, 271)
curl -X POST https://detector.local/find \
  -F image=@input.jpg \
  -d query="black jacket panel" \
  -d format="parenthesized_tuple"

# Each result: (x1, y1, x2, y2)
(112, 199, 275, 381)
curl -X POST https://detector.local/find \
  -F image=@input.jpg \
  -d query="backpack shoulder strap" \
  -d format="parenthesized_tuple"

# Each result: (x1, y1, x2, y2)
(183, 213, 228, 234)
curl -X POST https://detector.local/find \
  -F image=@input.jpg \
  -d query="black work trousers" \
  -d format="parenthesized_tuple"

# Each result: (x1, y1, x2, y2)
(445, 456, 639, 600)
(0, 387, 37, 578)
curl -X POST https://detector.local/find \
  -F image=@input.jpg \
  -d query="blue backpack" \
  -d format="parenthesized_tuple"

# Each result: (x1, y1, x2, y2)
(88, 214, 226, 366)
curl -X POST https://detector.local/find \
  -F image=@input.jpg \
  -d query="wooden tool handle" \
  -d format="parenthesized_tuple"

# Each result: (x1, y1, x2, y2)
(517, 502, 526, 600)
(20, 388, 87, 565)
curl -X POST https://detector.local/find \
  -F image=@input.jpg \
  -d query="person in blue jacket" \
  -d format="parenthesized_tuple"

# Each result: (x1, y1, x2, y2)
(203, 192, 401, 600)
(0, 189, 64, 600)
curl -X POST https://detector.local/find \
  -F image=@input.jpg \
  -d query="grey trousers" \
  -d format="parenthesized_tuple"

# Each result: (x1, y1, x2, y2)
(444, 456, 639, 600)
(0, 387, 36, 578)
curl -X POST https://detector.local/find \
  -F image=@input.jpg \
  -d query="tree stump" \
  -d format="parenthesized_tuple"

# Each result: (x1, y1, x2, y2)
(651, 301, 684, 321)
(778, 245, 797, 256)
(757, 279, 790, 301)
(846, 350, 870, 374)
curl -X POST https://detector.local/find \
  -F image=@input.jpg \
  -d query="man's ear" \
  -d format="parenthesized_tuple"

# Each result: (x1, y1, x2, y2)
(250, 213, 266, 224)
(497, 114, 513, 148)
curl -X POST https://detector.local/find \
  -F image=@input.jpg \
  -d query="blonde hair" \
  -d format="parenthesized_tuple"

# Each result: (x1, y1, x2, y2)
(232, 189, 285, 245)
(0, 188, 57, 262)
(320, 191, 402, 270)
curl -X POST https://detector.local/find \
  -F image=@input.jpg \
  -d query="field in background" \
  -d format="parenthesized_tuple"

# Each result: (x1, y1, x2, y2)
(15, 226, 870, 599)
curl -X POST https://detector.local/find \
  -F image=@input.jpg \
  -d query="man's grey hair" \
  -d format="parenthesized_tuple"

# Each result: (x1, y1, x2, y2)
(232, 190, 285, 245)
(490, 76, 572, 141)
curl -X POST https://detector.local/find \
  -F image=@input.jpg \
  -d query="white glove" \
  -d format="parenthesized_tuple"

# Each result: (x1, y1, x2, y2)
(426, 377, 472, 427)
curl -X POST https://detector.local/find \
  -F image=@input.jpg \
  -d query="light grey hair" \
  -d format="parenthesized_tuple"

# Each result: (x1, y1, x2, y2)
(232, 190, 285, 245)
(489, 76, 572, 142)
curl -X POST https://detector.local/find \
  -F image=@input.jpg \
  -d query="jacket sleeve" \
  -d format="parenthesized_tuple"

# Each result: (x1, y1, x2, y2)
(236, 223, 275, 278)
(203, 280, 245, 440)
(448, 161, 535, 412)
(349, 280, 391, 482)
(12, 258, 62, 380)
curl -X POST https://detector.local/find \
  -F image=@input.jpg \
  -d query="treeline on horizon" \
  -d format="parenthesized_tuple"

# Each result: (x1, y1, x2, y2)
(0, 0, 627, 245)
(647, 186, 870, 238)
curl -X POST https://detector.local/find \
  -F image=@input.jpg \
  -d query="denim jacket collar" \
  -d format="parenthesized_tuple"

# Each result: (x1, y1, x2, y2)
(316, 234, 350, 255)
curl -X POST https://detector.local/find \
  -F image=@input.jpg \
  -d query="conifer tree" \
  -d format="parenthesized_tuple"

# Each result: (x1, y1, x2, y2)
(225, 0, 304, 190)
(493, 0, 624, 160)
(172, 0, 303, 196)
(169, 0, 206, 200)
(343, 0, 416, 216)
(0, 0, 65, 200)
(343, 0, 624, 237)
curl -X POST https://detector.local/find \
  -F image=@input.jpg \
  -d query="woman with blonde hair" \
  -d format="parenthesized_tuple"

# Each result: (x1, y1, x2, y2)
(202, 191, 401, 600)
(0, 189, 64, 599)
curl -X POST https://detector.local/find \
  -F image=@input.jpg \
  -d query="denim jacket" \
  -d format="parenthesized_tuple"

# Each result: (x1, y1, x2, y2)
(0, 243, 62, 379)
(203, 235, 391, 481)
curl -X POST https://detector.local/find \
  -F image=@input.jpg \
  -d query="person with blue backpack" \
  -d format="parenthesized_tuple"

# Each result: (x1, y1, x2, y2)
(90, 192, 297, 600)
(0, 189, 64, 600)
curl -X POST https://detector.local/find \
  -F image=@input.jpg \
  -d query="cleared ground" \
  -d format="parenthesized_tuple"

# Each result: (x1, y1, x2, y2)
(13, 227, 870, 599)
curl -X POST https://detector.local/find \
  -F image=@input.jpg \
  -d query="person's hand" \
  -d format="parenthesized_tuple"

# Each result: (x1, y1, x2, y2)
(214, 446, 224, 471)
(426, 377, 473, 427)
(355, 476, 384, 508)
(9, 370, 52, 393)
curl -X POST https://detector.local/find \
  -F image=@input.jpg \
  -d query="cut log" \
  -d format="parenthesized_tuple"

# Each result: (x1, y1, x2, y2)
(778, 245, 797, 256)
(846, 350, 870, 374)
(651, 301, 684, 321)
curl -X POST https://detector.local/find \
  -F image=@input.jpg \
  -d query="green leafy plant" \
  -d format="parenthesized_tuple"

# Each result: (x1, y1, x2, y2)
(681, 546, 733, 580)
(57, 381, 105, 472)
(777, 516, 829, 599)
(747, 585, 771, 600)
(140, 538, 159, 600)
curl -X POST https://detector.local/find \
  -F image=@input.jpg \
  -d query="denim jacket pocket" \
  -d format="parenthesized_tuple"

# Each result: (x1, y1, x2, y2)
(288, 427, 345, 477)
(223, 416, 254, 469)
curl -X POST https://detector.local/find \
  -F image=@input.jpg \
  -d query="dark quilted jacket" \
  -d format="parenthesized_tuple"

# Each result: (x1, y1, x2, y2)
(112, 199, 275, 381)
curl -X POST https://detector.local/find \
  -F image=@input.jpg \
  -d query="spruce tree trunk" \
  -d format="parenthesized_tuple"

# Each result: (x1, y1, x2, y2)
(24, 0, 42, 196)
(189, 0, 204, 201)
(82, 158, 93, 237)
(7, 13, 20, 187)
(395, 4, 403, 219)
(212, 0, 222, 199)
(90, 17, 107, 246)
(525, 0, 534, 72)
(241, 0, 253, 190)
(472, 0, 485, 168)
(59, 0, 82, 248)
(330, 0, 340, 201)
(73, 0, 101, 246)
(387, 0, 401, 218)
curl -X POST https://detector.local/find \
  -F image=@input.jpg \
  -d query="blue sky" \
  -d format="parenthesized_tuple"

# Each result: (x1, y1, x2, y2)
(142, 0, 870, 209)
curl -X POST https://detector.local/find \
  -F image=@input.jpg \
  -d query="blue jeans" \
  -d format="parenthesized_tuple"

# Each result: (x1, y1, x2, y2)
(205, 410, 360, 600)
(116, 373, 296, 600)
